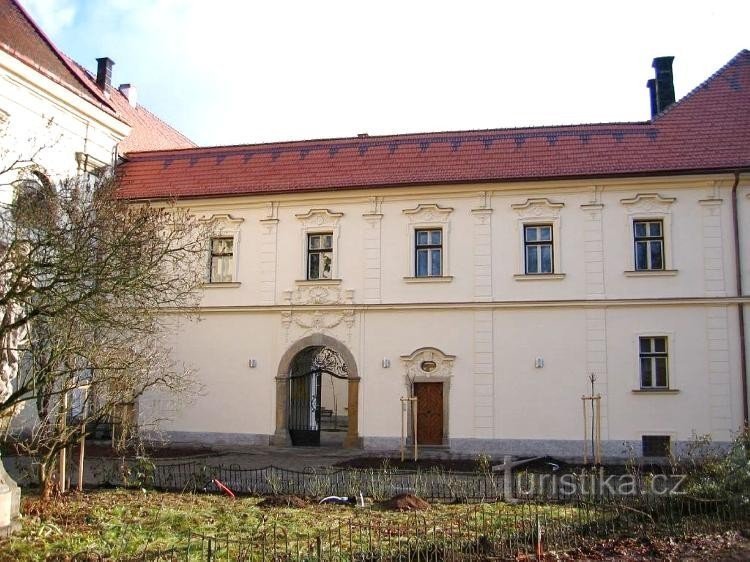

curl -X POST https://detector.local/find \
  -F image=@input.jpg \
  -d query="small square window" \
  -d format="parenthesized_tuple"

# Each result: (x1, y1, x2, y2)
(209, 237, 234, 282)
(524, 224, 553, 274)
(642, 435, 671, 457)
(415, 228, 442, 277)
(634, 220, 664, 271)
(307, 233, 333, 279)
(639, 336, 669, 389)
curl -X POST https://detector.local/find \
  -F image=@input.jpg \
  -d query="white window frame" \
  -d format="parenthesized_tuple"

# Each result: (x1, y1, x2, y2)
(511, 198, 565, 280)
(295, 209, 343, 282)
(209, 236, 235, 283)
(620, 193, 677, 276)
(414, 228, 444, 277)
(632, 331, 677, 392)
(523, 223, 554, 275)
(199, 214, 244, 285)
(402, 204, 453, 282)
(306, 232, 334, 280)
(633, 219, 665, 271)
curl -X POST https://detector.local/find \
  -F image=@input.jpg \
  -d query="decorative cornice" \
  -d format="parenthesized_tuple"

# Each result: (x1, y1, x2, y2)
(167, 295, 750, 314)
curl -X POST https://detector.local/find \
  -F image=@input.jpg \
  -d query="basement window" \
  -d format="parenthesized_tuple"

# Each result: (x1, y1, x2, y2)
(642, 435, 671, 457)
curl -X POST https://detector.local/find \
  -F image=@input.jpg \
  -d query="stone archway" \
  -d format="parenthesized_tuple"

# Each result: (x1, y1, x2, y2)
(273, 334, 360, 448)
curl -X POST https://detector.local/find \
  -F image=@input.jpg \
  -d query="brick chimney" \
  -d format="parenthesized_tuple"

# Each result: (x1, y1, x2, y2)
(649, 56, 676, 116)
(96, 57, 114, 91)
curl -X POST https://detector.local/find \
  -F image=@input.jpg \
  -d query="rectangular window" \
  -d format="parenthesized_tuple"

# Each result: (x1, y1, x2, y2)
(209, 237, 234, 282)
(524, 225, 553, 274)
(307, 233, 333, 279)
(642, 435, 671, 457)
(639, 336, 669, 389)
(634, 220, 664, 270)
(415, 229, 442, 277)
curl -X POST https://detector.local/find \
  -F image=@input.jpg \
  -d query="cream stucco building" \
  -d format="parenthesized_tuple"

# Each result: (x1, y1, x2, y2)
(118, 52, 750, 459)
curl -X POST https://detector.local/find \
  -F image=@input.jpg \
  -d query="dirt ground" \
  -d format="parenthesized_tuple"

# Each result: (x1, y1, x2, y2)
(555, 531, 750, 561)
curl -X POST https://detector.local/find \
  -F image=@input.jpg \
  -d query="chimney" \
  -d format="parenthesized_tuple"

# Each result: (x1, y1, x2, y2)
(96, 57, 114, 91)
(650, 56, 676, 116)
(646, 78, 658, 118)
(118, 83, 138, 108)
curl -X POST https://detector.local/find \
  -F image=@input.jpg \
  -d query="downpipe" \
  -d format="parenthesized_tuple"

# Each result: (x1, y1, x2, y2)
(731, 171, 748, 425)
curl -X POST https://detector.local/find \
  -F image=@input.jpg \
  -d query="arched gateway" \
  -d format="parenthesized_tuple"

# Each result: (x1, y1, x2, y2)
(273, 335, 360, 448)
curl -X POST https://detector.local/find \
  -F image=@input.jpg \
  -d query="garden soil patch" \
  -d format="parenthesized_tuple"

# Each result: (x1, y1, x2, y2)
(380, 493, 430, 511)
(336, 456, 481, 472)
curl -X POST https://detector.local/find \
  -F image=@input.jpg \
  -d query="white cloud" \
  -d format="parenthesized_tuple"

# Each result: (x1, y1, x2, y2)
(24, 0, 76, 36)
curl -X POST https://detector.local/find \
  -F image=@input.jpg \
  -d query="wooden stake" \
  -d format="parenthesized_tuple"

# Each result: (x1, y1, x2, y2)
(59, 391, 68, 493)
(582, 395, 588, 465)
(412, 396, 418, 462)
(596, 394, 602, 464)
(400, 397, 406, 462)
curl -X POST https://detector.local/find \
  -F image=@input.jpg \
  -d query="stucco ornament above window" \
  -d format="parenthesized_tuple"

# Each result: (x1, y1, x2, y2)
(283, 285, 354, 306)
(400, 347, 456, 379)
(510, 198, 564, 219)
(402, 203, 453, 223)
(199, 213, 244, 232)
(295, 208, 344, 227)
(619, 193, 676, 212)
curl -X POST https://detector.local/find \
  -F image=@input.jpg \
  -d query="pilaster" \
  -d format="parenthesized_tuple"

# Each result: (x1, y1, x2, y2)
(259, 202, 279, 304)
(581, 197, 608, 438)
(362, 196, 383, 304)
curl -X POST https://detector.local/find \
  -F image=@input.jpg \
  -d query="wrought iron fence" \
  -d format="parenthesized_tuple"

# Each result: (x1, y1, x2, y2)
(71, 495, 749, 561)
(138, 462, 508, 502)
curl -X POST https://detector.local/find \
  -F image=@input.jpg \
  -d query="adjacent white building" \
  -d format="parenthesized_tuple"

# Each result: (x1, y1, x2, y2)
(119, 52, 750, 459)
(0, 0, 194, 198)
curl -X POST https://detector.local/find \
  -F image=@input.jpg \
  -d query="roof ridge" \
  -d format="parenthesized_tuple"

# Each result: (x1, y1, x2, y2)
(653, 49, 750, 121)
(9, 0, 115, 112)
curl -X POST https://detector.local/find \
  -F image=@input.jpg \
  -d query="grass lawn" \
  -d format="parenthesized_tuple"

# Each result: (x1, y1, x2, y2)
(0, 489, 581, 560)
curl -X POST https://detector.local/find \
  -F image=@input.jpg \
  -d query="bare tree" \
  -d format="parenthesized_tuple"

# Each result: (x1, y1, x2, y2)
(0, 173, 207, 497)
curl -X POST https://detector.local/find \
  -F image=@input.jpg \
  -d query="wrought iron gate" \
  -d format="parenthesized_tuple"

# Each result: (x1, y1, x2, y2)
(288, 347, 348, 446)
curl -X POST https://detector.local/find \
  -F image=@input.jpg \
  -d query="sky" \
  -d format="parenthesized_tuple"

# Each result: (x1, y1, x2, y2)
(22, 0, 750, 147)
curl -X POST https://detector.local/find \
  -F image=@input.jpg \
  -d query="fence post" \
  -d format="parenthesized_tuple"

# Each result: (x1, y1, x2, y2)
(535, 513, 543, 558)
(503, 455, 514, 501)
(316, 535, 322, 560)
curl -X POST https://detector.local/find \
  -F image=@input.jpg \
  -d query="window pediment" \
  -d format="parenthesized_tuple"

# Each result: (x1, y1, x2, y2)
(295, 208, 343, 228)
(511, 198, 564, 219)
(619, 193, 676, 212)
(199, 213, 244, 233)
(402, 204, 453, 224)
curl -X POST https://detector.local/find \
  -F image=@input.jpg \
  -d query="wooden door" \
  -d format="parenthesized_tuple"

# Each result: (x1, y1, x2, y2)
(414, 382, 443, 445)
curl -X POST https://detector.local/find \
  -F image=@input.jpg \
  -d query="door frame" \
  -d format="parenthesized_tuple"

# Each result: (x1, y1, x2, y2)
(404, 377, 450, 447)
(412, 381, 445, 446)
(401, 347, 455, 447)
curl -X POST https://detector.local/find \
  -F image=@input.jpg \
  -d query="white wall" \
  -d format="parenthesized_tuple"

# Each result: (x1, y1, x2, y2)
(145, 173, 749, 455)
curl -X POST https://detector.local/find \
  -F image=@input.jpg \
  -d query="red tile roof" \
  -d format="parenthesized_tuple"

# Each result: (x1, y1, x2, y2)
(117, 49, 750, 200)
(1, 0, 194, 153)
